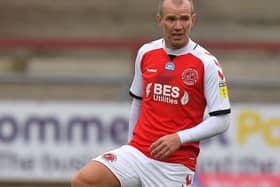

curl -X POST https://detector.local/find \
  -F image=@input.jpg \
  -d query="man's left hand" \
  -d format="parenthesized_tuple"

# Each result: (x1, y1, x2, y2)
(149, 133, 182, 160)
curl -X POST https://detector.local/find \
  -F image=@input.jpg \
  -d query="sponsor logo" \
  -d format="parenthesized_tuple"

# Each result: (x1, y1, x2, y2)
(146, 68, 158, 73)
(180, 91, 189, 105)
(153, 83, 179, 104)
(181, 68, 198, 86)
(145, 83, 189, 105)
(146, 83, 153, 97)
(153, 83, 180, 98)
(165, 62, 175, 71)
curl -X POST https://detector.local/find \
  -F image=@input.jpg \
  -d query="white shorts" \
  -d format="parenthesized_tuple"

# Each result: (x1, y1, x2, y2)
(93, 145, 195, 187)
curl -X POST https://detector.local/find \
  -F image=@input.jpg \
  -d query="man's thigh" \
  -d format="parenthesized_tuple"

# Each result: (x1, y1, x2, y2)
(94, 145, 141, 187)
(93, 145, 195, 187)
(74, 160, 120, 187)
(139, 157, 195, 187)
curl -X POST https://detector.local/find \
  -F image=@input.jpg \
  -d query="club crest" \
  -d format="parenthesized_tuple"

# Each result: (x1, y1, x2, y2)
(102, 153, 117, 162)
(181, 68, 198, 86)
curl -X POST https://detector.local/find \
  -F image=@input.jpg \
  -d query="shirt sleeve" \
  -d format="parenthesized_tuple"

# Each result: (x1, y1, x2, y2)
(128, 98, 142, 142)
(204, 58, 231, 116)
(129, 47, 144, 99)
(177, 114, 230, 143)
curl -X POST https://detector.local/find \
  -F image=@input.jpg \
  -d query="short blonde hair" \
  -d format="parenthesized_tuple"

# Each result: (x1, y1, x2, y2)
(157, 0, 195, 16)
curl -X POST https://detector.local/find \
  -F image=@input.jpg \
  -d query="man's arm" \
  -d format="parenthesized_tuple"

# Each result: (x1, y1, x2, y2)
(150, 114, 230, 159)
(177, 114, 230, 143)
(128, 98, 142, 142)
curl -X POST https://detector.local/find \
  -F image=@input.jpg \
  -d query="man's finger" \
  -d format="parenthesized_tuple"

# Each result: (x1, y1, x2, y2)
(149, 139, 162, 150)
(150, 140, 164, 155)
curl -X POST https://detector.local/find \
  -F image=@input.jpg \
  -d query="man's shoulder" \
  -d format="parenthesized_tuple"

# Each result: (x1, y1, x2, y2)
(191, 42, 210, 56)
(191, 42, 219, 65)
(138, 38, 163, 54)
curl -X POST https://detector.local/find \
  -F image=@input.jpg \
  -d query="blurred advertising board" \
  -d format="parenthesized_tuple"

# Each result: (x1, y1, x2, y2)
(0, 101, 279, 182)
(0, 101, 129, 182)
(198, 104, 280, 174)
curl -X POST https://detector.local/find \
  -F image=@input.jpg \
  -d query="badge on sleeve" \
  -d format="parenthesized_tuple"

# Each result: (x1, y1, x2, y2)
(218, 70, 228, 98)
(219, 82, 228, 98)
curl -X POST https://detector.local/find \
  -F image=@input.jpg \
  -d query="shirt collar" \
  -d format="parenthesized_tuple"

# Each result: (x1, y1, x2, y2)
(162, 38, 196, 55)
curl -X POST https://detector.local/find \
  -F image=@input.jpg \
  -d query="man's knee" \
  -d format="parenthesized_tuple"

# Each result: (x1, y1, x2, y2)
(71, 173, 82, 187)
(71, 161, 120, 187)
(72, 172, 87, 187)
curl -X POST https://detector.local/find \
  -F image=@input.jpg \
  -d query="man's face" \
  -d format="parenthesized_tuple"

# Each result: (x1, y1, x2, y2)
(157, 0, 196, 49)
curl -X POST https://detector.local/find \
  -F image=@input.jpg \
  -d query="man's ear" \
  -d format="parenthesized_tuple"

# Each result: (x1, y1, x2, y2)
(191, 13, 197, 27)
(156, 15, 163, 26)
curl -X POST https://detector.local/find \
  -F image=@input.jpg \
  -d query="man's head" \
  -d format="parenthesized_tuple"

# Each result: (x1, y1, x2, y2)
(157, 0, 196, 49)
